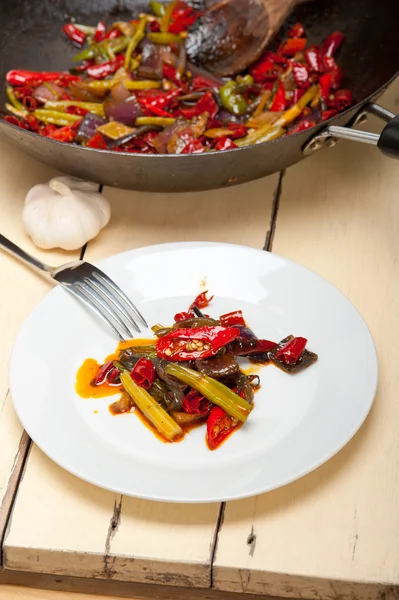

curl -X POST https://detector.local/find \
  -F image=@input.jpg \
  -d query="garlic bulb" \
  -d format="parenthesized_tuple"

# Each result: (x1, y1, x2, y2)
(22, 176, 111, 251)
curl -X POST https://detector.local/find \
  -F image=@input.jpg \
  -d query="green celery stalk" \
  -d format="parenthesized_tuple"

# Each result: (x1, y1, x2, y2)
(164, 364, 252, 422)
(120, 372, 182, 441)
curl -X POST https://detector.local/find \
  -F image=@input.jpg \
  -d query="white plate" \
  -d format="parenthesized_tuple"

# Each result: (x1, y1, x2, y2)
(10, 242, 377, 503)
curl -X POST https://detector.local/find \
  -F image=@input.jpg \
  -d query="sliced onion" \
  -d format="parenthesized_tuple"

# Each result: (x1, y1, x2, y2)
(75, 113, 107, 143)
(138, 40, 163, 80)
(33, 83, 65, 103)
(104, 94, 142, 125)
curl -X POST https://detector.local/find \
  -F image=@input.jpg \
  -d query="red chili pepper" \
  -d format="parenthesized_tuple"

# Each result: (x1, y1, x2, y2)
(188, 291, 214, 312)
(292, 62, 310, 87)
(137, 89, 181, 115)
(321, 109, 338, 121)
(156, 326, 240, 361)
(3, 115, 29, 129)
(174, 311, 193, 322)
(267, 52, 289, 66)
(86, 132, 107, 149)
(46, 124, 78, 143)
(333, 89, 353, 111)
(319, 72, 333, 101)
(270, 81, 287, 112)
(321, 31, 344, 58)
(191, 75, 222, 90)
(288, 22, 305, 38)
(304, 46, 322, 72)
(94, 21, 107, 42)
(181, 138, 205, 153)
(14, 85, 34, 98)
(178, 90, 218, 120)
(227, 123, 248, 139)
(130, 358, 156, 389)
(207, 406, 237, 450)
(106, 29, 121, 40)
(63, 23, 87, 46)
(250, 55, 282, 83)
(274, 336, 307, 364)
(168, 12, 199, 33)
(287, 118, 316, 135)
(24, 114, 40, 131)
(279, 38, 307, 57)
(92, 361, 115, 386)
(214, 136, 237, 151)
(183, 389, 211, 415)
(21, 96, 38, 111)
(220, 310, 246, 327)
(6, 70, 79, 86)
(66, 105, 89, 116)
(162, 63, 184, 86)
(38, 124, 58, 137)
(291, 88, 305, 105)
(86, 55, 124, 79)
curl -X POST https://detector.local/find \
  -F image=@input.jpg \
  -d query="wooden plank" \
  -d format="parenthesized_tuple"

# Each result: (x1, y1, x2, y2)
(0, 138, 81, 551)
(3, 173, 279, 586)
(213, 82, 399, 600)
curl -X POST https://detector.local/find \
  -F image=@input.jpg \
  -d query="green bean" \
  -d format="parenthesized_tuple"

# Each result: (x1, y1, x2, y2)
(164, 364, 252, 422)
(120, 372, 182, 440)
(136, 116, 176, 126)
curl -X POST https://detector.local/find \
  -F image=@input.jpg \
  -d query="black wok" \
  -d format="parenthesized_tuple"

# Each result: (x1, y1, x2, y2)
(0, 0, 398, 192)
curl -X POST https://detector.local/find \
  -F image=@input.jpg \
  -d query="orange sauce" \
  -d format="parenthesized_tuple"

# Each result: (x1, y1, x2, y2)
(75, 358, 121, 399)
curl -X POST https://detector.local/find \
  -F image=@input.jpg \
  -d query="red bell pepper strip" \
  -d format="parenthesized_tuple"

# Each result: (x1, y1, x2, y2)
(292, 62, 310, 87)
(156, 326, 240, 361)
(94, 21, 107, 42)
(86, 132, 107, 149)
(130, 358, 156, 389)
(207, 406, 237, 450)
(188, 291, 214, 312)
(304, 46, 322, 72)
(183, 389, 211, 415)
(333, 89, 353, 111)
(62, 23, 87, 46)
(288, 22, 305, 38)
(320, 31, 344, 58)
(220, 310, 245, 327)
(6, 70, 79, 86)
(279, 38, 307, 57)
(274, 336, 307, 363)
(270, 81, 287, 112)
(86, 55, 125, 79)
(214, 136, 237, 151)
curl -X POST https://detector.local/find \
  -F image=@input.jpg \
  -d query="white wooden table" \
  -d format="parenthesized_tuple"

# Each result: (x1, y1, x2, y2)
(0, 80, 398, 600)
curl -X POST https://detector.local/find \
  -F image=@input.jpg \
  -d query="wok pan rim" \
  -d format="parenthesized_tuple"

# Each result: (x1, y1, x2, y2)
(2, 71, 398, 159)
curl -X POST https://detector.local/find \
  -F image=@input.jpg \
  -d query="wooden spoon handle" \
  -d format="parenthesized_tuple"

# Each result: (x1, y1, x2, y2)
(264, 0, 299, 39)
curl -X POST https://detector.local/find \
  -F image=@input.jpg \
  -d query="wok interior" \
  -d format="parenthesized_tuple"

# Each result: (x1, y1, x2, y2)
(0, 0, 397, 114)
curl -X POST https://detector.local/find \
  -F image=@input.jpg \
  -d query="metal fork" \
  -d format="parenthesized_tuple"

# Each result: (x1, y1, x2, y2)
(0, 234, 147, 340)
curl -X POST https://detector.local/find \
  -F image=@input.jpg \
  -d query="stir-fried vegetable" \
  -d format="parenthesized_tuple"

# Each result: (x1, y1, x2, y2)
(76, 291, 318, 450)
(3, 4, 353, 154)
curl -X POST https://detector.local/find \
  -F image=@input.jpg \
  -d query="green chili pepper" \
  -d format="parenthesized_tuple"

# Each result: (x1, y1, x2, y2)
(219, 80, 247, 116)
(33, 109, 81, 126)
(150, 0, 165, 17)
(234, 124, 285, 147)
(73, 46, 96, 62)
(6, 87, 25, 111)
(147, 32, 183, 44)
(236, 74, 254, 85)
(136, 116, 176, 126)
(124, 17, 147, 70)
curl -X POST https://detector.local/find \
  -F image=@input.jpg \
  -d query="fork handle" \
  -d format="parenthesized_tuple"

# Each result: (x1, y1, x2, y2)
(0, 233, 52, 272)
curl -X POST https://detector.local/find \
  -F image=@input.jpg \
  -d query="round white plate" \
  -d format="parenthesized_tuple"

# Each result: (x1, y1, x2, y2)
(10, 242, 377, 503)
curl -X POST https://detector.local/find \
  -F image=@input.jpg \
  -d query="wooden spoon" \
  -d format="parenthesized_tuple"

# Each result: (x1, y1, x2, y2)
(185, 0, 298, 76)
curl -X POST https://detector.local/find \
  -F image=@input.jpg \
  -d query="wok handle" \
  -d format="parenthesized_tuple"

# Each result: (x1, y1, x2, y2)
(303, 103, 399, 158)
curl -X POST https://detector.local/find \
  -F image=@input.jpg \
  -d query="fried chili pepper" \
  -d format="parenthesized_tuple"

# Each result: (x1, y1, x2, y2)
(6, 70, 79, 86)
(274, 336, 307, 363)
(94, 21, 107, 42)
(156, 326, 240, 361)
(319, 72, 333, 101)
(288, 22, 305, 38)
(181, 138, 205, 153)
(137, 89, 181, 115)
(45, 123, 78, 142)
(63, 23, 87, 46)
(191, 75, 222, 90)
(279, 38, 307, 57)
(86, 55, 124, 79)
(333, 89, 353, 110)
(292, 62, 310, 87)
(91, 361, 115, 385)
(86, 132, 107, 148)
(168, 1, 199, 34)
(174, 311, 193, 322)
(320, 31, 344, 58)
(220, 310, 246, 327)
(207, 406, 237, 450)
(183, 389, 211, 415)
(188, 291, 214, 312)
(178, 90, 218, 119)
(130, 357, 156, 389)
(304, 45, 322, 72)
(162, 63, 185, 86)
(321, 109, 338, 121)
(270, 81, 287, 111)
(214, 136, 237, 151)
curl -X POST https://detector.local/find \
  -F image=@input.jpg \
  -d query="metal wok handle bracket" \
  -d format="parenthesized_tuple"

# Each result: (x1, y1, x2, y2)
(303, 103, 399, 158)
